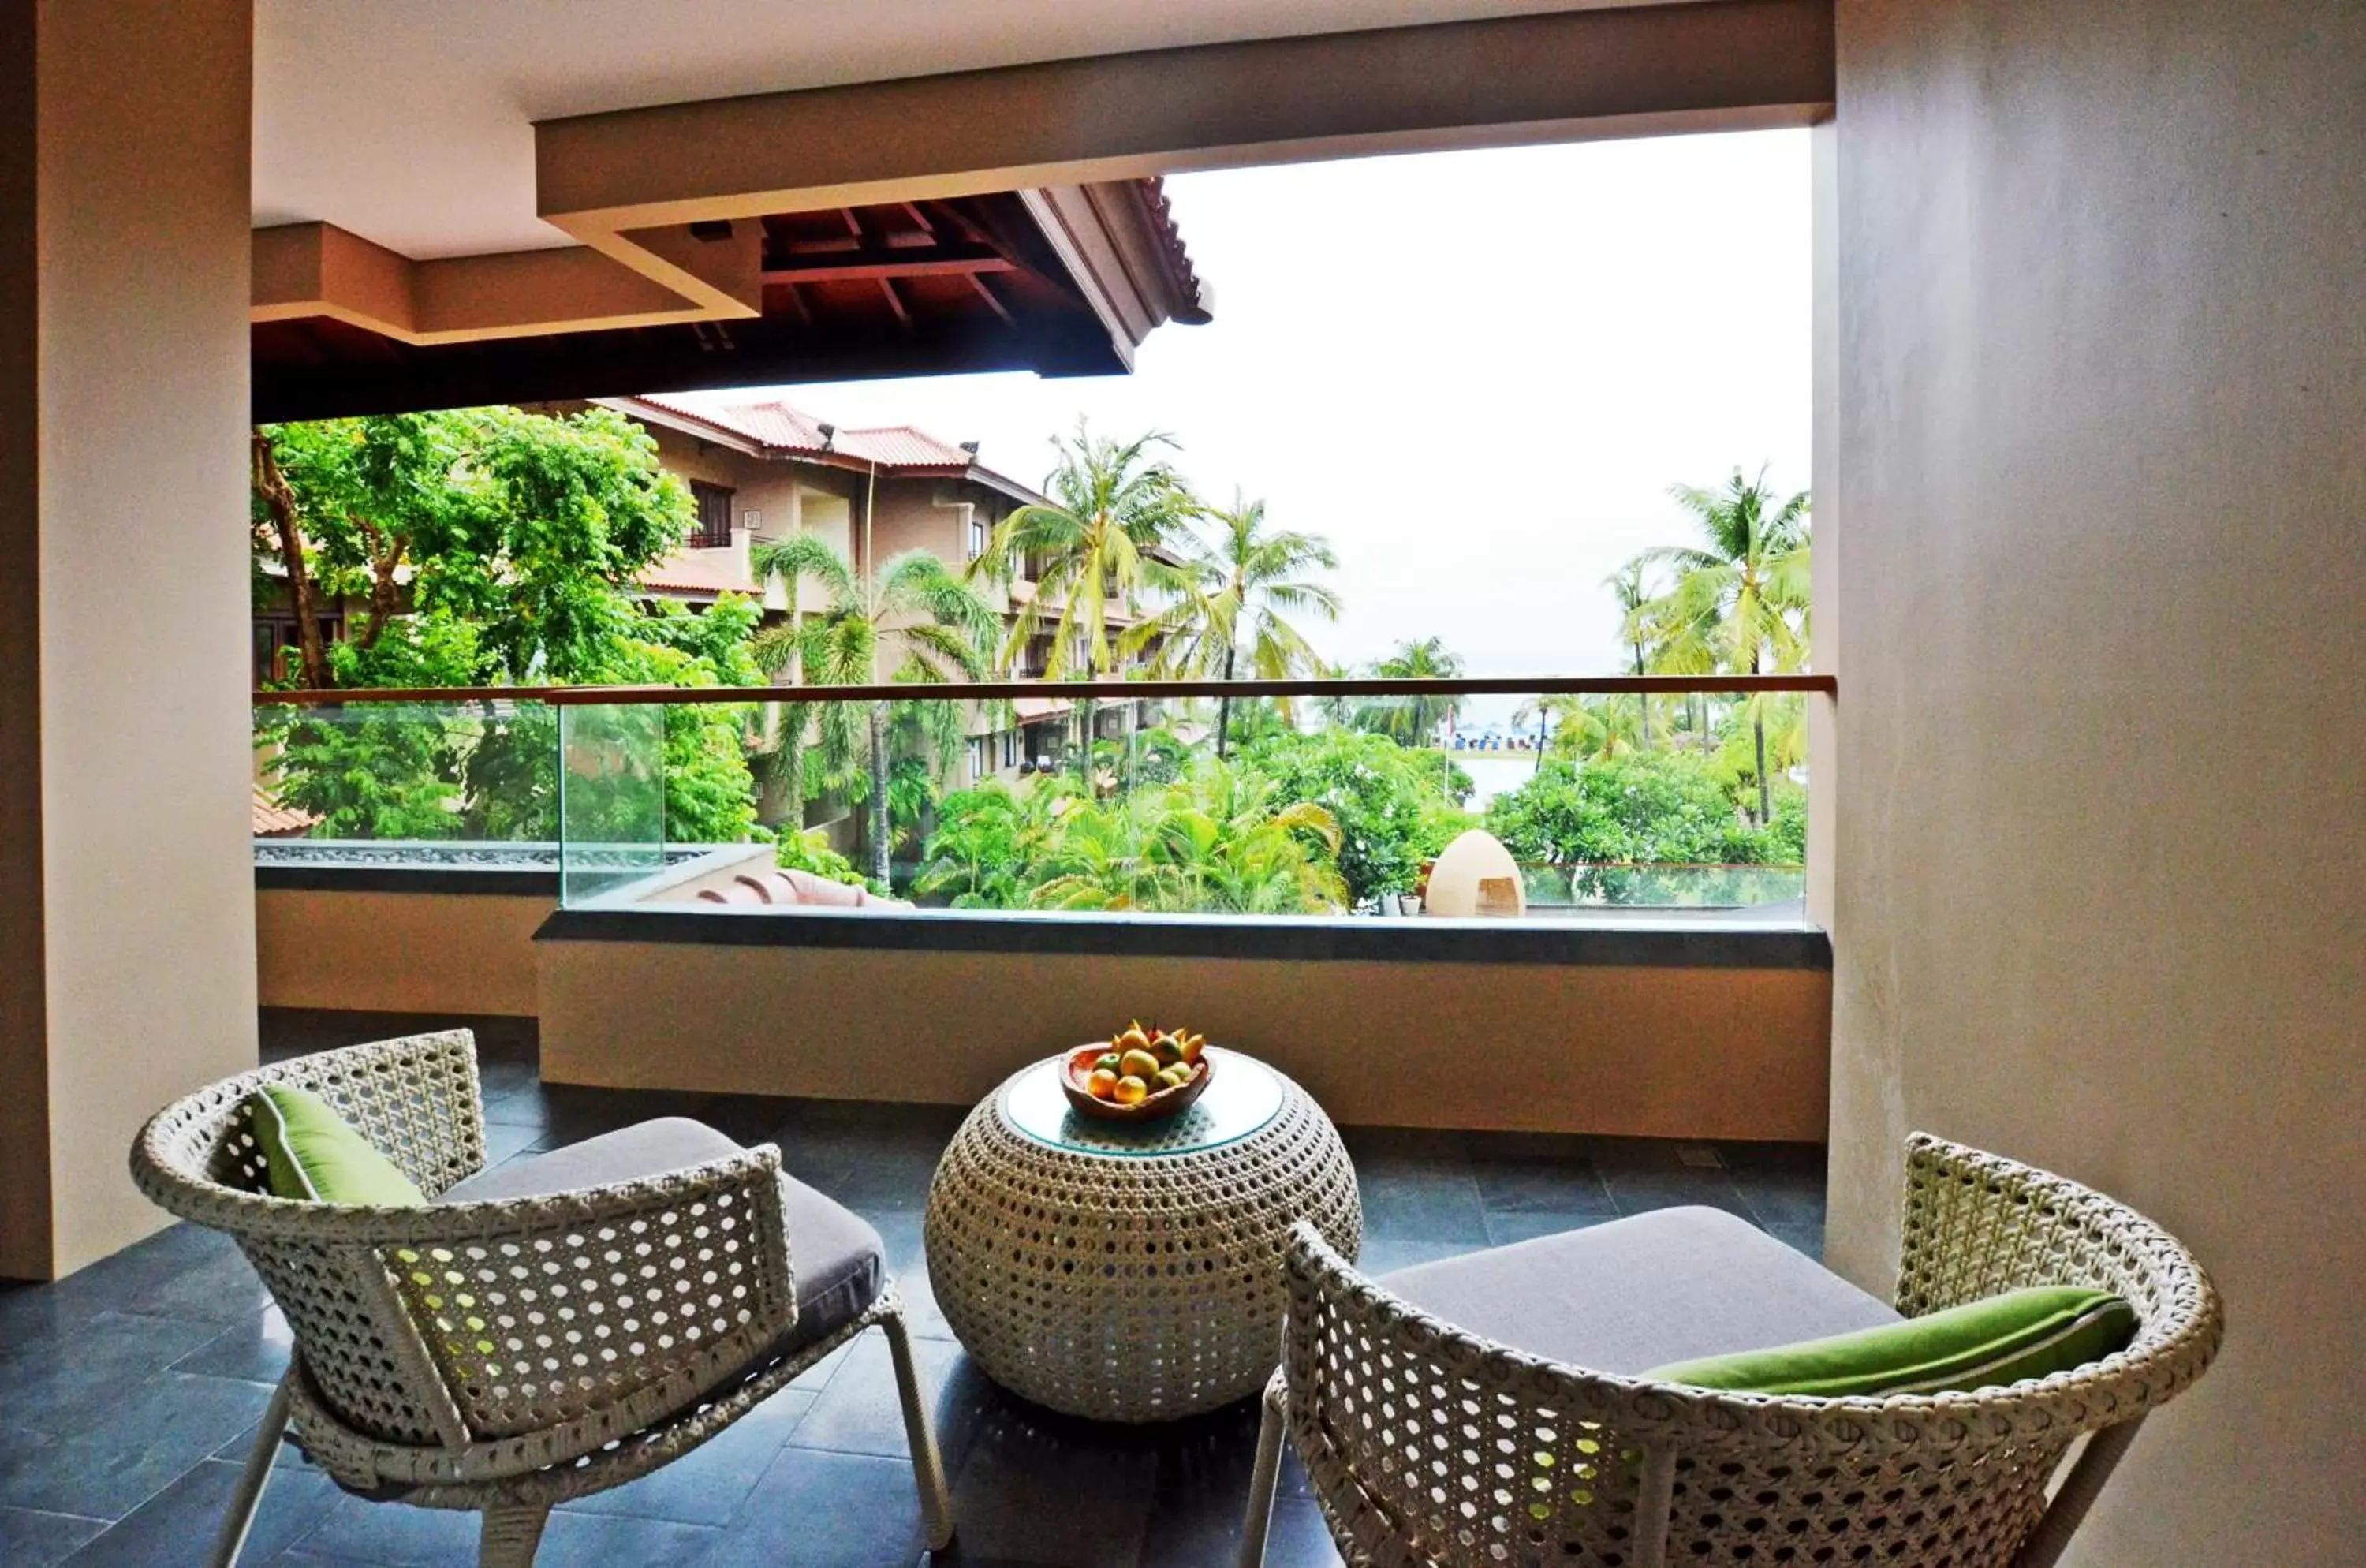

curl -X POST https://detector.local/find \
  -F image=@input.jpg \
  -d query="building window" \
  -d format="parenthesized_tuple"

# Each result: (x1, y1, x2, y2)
(252, 614, 345, 685)
(689, 480, 734, 547)
(968, 514, 987, 561)
(968, 737, 988, 782)
(1001, 730, 1017, 769)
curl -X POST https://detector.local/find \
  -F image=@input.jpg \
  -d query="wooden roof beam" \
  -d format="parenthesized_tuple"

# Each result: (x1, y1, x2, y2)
(536, 2, 1834, 222)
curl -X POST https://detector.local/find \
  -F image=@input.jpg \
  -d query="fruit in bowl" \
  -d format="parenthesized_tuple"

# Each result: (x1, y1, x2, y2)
(1063, 1023, 1212, 1120)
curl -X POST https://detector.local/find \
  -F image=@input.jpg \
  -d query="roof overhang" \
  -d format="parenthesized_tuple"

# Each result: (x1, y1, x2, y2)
(255, 181, 1205, 422)
(251, 2, 1831, 424)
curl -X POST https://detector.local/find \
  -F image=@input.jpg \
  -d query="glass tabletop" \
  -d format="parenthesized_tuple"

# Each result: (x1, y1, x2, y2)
(1000, 1046, 1285, 1155)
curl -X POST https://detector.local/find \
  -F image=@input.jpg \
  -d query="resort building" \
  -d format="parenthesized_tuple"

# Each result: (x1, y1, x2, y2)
(3, 6, 2357, 1568)
(604, 393, 1124, 790)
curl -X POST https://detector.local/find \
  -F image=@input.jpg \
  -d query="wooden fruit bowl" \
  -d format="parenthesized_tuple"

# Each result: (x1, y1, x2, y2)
(1061, 1043, 1214, 1122)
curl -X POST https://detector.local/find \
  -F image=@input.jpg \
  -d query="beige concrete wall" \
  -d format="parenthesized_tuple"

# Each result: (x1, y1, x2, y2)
(1825, 2, 2364, 1560)
(539, 939, 1832, 1141)
(256, 890, 548, 1017)
(645, 426, 808, 551)
(868, 480, 968, 567)
(4, 0, 257, 1277)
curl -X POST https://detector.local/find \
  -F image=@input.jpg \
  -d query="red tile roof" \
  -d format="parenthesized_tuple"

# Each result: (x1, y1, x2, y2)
(252, 787, 318, 838)
(638, 554, 763, 597)
(629, 396, 1037, 496)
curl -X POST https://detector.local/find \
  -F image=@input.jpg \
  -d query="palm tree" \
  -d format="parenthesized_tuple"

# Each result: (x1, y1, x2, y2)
(1519, 692, 1646, 763)
(1603, 562, 1655, 749)
(971, 424, 1198, 776)
(1024, 760, 1347, 914)
(1123, 494, 1341, 758)
(1635, 468, 1810, 823)
(751, 534, 1000, 884)
(1352, 637, 1466, 745)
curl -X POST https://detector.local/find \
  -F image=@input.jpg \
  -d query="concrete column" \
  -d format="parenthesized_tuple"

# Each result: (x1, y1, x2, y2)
(0, 0, 257, 1278)
(1824, 1, 2364, 1560)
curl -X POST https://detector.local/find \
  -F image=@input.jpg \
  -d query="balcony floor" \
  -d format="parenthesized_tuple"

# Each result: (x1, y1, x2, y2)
(1, 1011, 1828, 1567)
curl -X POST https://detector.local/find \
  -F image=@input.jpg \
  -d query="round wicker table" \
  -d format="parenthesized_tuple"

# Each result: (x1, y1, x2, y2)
(924, 1047, 1361, 1422)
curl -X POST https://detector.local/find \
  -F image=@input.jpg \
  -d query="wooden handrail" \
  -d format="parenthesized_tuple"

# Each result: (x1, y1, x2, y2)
(252, 674, 1836, 708)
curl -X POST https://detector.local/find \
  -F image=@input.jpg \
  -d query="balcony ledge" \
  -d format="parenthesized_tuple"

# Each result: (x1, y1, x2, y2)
(533, 905, 1830, 970)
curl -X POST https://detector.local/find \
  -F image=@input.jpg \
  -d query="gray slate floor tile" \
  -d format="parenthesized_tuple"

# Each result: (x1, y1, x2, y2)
(0, 1506, 108, 1566)
(9, 1016, 1827, 1568)
(0, 1372, 278, 1520)
(62, 1458, 339, 1566)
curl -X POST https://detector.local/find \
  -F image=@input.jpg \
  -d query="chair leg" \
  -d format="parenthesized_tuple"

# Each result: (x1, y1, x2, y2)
(209, 1372, 293, 1568)
(2013, 1417, 2149, 1568)
(883, 1308, 956, 1551)
(478, 1503, 550, 1568)
(1236, 1372, 1289, 1568)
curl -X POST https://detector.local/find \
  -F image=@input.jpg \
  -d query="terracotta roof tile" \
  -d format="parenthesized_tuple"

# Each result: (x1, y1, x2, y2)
(252, 787, 317, 838)
(638, 554, 762, 596)
(630, 395, 1033, 494)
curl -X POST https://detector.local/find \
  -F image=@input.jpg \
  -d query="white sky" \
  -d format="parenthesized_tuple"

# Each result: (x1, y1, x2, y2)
(675, 129, 1810, 686)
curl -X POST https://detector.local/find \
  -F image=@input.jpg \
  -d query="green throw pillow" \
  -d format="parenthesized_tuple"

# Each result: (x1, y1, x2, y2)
(1642, 1286, 2139, 1398)
(248, 1085, 426, 1208)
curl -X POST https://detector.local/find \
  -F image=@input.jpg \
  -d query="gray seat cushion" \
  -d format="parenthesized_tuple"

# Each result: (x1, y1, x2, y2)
(439, 1117, 886, 1347)
(1377, 1206, 1899, 1374)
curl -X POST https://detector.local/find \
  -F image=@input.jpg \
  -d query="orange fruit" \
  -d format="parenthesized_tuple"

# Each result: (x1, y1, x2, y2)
(1113, 1075, 1149, 1106)
(1119, 1047, 1161, 1081)
(1087, 1067, 1119, 1100)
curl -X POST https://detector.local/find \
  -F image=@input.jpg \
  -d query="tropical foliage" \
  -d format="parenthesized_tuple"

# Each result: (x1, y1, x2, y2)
(971, 424, 1196, 678)
(748, 533, 999, 881)
(1349, 637, 1467, 745)
(916, 760, 1349, 914)
(1124, 493, 1340, 756)
(1620, 468, 1810, 822)
(1483, 753, 1805, 899)
(1238, 729, 1472, 903)
(254, 404, 1813, 918)
(254, 407, 760, 842)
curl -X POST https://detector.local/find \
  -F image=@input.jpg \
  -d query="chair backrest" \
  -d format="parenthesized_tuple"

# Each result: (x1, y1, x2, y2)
(131, 1032, 799, 1486)
(1278, 1132, 2221, 1568)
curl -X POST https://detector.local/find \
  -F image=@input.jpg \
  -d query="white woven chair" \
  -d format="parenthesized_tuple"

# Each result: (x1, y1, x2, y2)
(1239, 1132, 2222, 1568)
(129, 1029, 953, 1567)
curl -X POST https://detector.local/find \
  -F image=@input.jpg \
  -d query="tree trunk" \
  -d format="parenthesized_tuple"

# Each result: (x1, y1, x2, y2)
(782, 727, 805, 830)
(252, 431, 329, 689)
(1216, 645, 1237, 760)
(1632, 643, 1651, 749)
(360, 539, 402, 648)
(1753, 714, 1771, 824)
(759, 705, 805, 830)
(1750, 653, 1771, 824)
(1077, 698, 1098, 788)
(868, 703, 891, 886)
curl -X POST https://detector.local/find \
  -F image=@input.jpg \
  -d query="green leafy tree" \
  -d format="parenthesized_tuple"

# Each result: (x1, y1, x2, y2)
(1352, 637, 1467, 745)
(1123, 494, 1340, 757)
(1241, 728, 1474, 903)
(775, 827, 873, 893)
(1483, 753, 1804, 902)
(911, 784, 1032, 908)
(750, 534, 999, 883)
(252, 406, 763, 844)
(1632, 469, 1810, 821)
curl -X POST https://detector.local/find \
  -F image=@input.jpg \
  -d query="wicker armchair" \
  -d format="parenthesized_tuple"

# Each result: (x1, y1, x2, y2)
(1239, 1133, 2222, 1568)
(129, 1030, 953, 1567)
